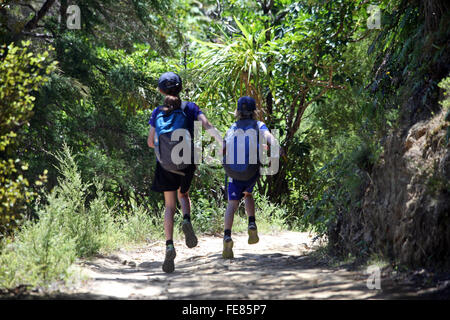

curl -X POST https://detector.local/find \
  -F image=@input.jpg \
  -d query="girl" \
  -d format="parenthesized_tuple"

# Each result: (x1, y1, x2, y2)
(147, 72, 222, 273)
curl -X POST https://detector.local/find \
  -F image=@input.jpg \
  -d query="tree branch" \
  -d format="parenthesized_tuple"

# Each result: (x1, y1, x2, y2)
(274, 9, 289, 24)
(59, 0, 68, 32)
(16, 2, 37, 13)
(21, 32, 54, 39)
(23, 0, 56, 32)
(285, 66, 345, 143)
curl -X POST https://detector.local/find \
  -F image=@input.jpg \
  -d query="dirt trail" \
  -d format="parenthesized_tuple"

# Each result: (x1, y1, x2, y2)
(62, 231, 432, 299)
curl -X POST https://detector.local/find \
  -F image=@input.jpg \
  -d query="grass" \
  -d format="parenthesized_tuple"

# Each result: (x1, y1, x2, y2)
(232, 194, 288, 235)
(0, 145, 163, 290)
(177, 193, 288, 239)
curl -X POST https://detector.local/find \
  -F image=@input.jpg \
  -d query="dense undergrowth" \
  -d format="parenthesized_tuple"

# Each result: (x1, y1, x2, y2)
(0, 145, 288, 290)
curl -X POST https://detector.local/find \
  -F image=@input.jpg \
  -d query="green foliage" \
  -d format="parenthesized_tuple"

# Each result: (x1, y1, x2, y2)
(188, 0, 374, 205)
(438, 76, 450, 145)
(0, 144, 162, 289)
(189, 197, 226, 235)
(0, 41, 56, 236)
(120, 204, 164, 243)
(300, 0, 450, 255)
(22, 38, 169, 214)
(439, 76, 450, 110)
(190, 16, 269, 107)
(252, 194, 289, 233)
(1, 0, 449, 278)
(0, 144, 111, 288)
(365, 0, 450, 123)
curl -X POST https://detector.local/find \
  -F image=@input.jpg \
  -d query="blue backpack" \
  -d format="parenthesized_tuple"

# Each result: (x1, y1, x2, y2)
(223, 119, 261, 181)
(154, 101, 193, 172)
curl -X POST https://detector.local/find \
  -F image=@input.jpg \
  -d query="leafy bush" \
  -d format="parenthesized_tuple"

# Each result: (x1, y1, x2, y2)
(190, 197, 226, 235)
(0, 145, 120, 288)
(0, 41, 56, 236)
(438, 76, 450, 145)
(121, 204, 164, 243)
(189, 192, 288, 236)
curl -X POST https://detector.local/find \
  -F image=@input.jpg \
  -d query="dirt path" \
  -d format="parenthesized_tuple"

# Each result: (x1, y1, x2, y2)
(60, 231, 436, 300)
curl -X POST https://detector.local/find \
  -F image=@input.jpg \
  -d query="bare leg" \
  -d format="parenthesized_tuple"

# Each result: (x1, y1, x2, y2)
(163, 191, 177, 241)
(244, 192, 255, 218)
(223, 200, 239, 259)
(162, 191, 177, 273)
(177, 189, 191, 217)
(224, 200, 239, 231)
(178, 189, 197, 248)
(244, 192, 259, 244)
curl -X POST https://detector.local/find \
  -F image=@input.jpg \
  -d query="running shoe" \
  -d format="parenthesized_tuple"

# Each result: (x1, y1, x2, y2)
(222, 235, 234, 259)
(162, 244, 176, 273)
(182, 219, 198, 248)
(248, 222, 259, 244)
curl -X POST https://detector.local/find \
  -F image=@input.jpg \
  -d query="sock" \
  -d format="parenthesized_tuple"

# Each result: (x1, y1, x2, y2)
(248, 216, 256, 224)
(183, 214, 191, 222)
(224, 229, 231, 237)
(166, 239, 174, 246)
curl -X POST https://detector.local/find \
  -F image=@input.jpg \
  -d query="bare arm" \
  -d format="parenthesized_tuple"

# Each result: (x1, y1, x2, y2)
(197, 113, 223, 147)
(147, 126, 155, 148)
(263, 130, 277, 146)
(260, 129, 281, 158)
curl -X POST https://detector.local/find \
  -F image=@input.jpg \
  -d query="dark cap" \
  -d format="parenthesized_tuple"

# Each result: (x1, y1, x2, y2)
(158, 72, 182, 95)
(237, 96, 256, 112)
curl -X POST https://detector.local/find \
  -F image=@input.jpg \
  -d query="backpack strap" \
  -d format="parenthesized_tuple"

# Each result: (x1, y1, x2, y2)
(256, 121, 264, 130)
(254, 120, 260, 145)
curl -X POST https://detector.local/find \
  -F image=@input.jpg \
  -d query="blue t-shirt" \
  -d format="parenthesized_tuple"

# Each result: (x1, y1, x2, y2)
(148, 101, 203, 134)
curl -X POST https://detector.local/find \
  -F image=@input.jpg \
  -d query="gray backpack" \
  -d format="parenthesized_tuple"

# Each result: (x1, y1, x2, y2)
(154, 102, 192, 173)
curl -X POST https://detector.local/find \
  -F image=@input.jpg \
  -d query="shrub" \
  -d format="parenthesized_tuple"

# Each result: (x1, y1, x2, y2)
(0, 144, 119, 289)
(121, 204, 164, 243)
(0, 41, 56, 236)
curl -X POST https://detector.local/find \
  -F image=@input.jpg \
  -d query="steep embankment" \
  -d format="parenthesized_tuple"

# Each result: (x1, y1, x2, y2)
(363, 109, 448, 266)
(331, 93, 449, 267)
(330, 0, 450, 267)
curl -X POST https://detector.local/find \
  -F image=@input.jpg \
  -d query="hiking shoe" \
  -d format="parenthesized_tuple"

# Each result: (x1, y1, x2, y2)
(248, 222, 259, 244)
(182, 219, 198, 248)
(222, 236, 234, 259)
(162, 244, 176, 273)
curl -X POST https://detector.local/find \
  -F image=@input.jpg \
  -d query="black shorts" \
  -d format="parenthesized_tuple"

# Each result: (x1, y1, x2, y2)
(151, 162, 196, 194)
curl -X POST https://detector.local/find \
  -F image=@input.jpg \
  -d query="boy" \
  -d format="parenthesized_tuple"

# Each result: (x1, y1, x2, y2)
(222, 96, 277, 259)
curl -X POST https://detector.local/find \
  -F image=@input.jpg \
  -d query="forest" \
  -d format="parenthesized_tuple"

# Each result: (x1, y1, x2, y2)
(0, 0, 449, 296)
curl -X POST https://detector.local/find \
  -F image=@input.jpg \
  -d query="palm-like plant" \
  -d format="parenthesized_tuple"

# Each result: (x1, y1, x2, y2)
(189, 3, 364, 202)
(190, 17, 270, 118)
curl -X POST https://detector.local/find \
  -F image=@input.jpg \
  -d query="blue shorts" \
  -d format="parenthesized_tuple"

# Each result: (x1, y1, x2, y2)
(227, 174, 259, 201)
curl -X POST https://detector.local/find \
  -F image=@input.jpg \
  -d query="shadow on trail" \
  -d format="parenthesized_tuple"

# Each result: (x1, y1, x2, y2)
(162, 252, 373, 299)
(71, 250, 446, 300)
(9, 232, 441, 299)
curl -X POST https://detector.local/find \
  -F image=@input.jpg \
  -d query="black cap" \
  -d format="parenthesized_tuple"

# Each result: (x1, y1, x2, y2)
(158, 72, 182, 95)
(237, 96, 256, 112)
